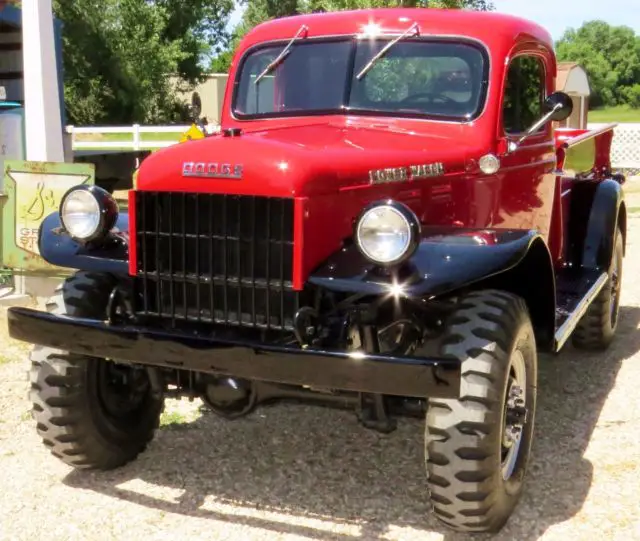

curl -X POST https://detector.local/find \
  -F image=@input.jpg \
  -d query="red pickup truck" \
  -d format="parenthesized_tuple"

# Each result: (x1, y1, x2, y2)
(8, 8, 625, 533)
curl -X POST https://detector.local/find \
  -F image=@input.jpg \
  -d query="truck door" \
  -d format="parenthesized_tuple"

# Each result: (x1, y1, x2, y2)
(497, 53, 558, 244)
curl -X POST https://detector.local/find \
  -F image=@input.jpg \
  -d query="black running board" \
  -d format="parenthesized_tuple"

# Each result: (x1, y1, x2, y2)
(554, 269, 609, 351)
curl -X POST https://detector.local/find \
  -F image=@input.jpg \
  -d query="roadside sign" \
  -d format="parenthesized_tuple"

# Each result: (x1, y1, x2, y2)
(1, 160, 94, 272)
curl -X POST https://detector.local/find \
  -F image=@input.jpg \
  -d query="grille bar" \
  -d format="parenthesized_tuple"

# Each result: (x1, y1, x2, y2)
(141, 194, 149, 314)
(134, 192, 297, 330)
(168, 192, 175, 326)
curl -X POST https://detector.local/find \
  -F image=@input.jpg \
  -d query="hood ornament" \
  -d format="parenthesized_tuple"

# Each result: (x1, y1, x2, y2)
(183, 162, 243, 179)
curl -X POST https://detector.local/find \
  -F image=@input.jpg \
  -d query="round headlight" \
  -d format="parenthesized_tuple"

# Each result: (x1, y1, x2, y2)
(60, 185, 118, 242)
(355, 201, 420, 265)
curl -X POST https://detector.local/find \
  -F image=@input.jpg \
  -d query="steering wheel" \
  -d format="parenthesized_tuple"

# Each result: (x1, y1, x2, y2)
(399, 92, 459, 106)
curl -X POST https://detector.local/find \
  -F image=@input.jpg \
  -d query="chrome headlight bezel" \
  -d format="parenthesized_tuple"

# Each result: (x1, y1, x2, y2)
(59, 185, 119, 243)
(354, 200, 421, 266)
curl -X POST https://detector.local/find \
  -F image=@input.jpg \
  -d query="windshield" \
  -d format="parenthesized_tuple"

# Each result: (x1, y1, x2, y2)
(232, 38, 488, 121)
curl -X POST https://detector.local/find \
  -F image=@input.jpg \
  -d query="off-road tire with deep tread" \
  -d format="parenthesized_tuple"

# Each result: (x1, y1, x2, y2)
(29, 271, 164, 470)
(425, 290, 537, 533)
(572, 225, 624, 350)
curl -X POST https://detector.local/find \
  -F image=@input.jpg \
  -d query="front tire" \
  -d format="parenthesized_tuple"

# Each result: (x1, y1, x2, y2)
(425, 290, 537, 533)
(29, 272, 164, 470)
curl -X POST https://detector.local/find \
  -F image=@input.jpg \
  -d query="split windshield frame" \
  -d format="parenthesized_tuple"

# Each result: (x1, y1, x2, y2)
(231, 26, 491, 123)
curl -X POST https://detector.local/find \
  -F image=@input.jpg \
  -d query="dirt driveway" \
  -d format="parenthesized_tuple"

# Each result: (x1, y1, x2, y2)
(2, 195, 640, 541)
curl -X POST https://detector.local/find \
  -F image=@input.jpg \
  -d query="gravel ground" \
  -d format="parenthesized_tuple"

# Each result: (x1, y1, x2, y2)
(2, 200, 640, 541)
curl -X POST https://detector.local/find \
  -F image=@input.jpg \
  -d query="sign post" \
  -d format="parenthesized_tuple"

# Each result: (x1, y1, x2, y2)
(0, 0, 68, 304)
(22, 0, 64, 163)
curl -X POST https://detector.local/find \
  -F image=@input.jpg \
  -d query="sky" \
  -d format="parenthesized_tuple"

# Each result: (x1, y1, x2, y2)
(492, 0, 640, 40)
(227, 1, 640, 41)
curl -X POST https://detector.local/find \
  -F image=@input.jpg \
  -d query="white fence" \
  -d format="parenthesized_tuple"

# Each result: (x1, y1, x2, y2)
(67, 124, 190, 151)
(587, 123, 640, 174)
(68, 123, 640, 174)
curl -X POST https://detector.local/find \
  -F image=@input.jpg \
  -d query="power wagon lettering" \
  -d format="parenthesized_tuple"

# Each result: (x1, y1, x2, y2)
(369, 162, 445, 184)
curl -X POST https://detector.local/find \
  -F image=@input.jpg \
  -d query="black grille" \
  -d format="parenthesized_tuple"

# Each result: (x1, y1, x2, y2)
(134, 191, 298, 330)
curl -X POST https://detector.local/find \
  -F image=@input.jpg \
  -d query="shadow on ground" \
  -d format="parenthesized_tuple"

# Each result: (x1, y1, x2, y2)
(62, 305, 640, 541)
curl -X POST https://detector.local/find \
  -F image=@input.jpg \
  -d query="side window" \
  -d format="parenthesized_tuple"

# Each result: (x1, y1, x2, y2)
(502, 55, 545, 134)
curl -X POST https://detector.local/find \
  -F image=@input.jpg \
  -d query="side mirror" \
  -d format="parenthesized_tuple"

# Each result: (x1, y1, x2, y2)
(186, 91, 211, 138)
(189, 92, 202, 122)
(544, 91, 573, 122)
(507, 91, 574, 152)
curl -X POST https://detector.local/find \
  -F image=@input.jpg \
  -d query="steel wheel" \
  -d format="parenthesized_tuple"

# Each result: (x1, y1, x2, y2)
(609, 250, 621, 327)
(501, 350, 528, 480)
(96, 362, 153, 423)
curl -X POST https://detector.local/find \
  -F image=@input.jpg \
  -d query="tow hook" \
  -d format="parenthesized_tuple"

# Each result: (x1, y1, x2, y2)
(106, 285, 136, 325)
(293, 307, 319, 348)
(357, 393, 397, 434)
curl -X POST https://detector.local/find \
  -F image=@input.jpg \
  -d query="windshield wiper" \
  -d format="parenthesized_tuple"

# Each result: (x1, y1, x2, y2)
(356, 22, 420, 80)
(254, 24, 309, 85)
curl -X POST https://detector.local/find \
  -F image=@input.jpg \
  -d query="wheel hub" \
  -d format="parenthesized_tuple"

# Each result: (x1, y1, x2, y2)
(610, 254, 621, 325)
(501, 351, 528, 480)
(503, 385, 526, 447)
(98, 362, 150, 419)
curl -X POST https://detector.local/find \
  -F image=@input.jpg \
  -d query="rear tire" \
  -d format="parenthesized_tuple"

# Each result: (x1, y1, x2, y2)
(29, 272, 164, 470)
(572, 225, 624, 350)
(425, 290, 537, 533)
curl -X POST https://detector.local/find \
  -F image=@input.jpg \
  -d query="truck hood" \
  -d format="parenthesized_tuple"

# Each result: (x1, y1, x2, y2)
(136, 120, 480, 197)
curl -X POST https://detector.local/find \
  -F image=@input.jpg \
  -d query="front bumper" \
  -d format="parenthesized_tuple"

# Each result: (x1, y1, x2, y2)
(7, 307, 461, 399)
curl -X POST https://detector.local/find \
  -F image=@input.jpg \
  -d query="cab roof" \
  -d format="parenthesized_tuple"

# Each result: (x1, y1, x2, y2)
(237, 8, 554, 53)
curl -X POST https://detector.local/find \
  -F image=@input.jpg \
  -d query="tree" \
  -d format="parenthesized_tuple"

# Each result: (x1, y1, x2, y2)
(53, 0, 234, 125)
(211, 0, 494, 72)
(304, 0, 493, 10)
(154, 0, 235, 83)
(556, 21, 640, 108)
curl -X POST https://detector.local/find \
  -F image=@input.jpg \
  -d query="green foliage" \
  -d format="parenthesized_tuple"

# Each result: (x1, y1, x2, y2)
(305, 0, 493, 9)
(622, 84, 640, 108)
(154, 0, 235, 83)
(502, 56, 543, 133)
(53, 0, 234, 125)
(556, 21, 640, 109)
(356, 54, 466, 104)
(211, 0, 494, 72)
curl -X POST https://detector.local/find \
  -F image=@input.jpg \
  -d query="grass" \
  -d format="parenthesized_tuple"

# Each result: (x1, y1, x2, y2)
(99, 132, 182, 143)
(73, 130, 183, 151)
(159, 411, 190, 427)
(67, 105, 640, 153)
(624, 181, 640, 193)
(588, 106, 640, 123)
(159, 402, 202, 429)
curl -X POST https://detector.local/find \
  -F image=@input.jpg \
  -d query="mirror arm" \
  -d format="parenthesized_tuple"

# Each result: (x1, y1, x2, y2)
(507, 103, 562, 152)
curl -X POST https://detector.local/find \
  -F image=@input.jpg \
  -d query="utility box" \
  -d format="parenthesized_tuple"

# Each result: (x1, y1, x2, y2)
(0, 95, 24, 273)
(0, 99, 25, 191)
(0, 3, 65, 120)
